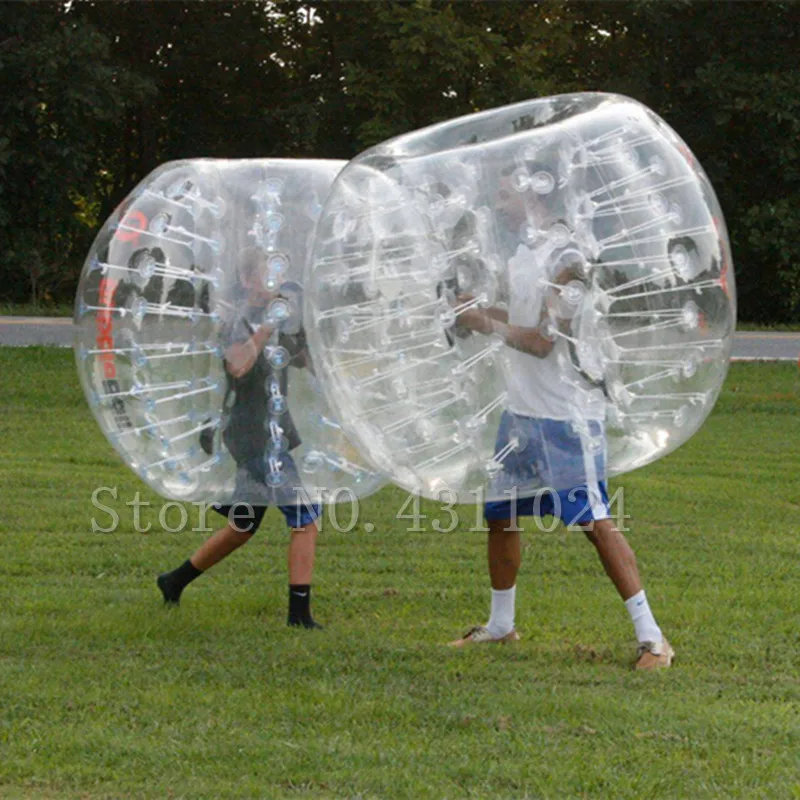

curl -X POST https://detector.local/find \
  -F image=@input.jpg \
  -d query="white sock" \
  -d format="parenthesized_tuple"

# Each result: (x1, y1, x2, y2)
(625, 590, 662, 644)
(486, 586, 516, 638)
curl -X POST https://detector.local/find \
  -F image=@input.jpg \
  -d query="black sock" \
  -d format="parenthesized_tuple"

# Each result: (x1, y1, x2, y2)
(157, 560, 203, 605)
(288, 584, 311, 620)
(288, 584, 323, 628)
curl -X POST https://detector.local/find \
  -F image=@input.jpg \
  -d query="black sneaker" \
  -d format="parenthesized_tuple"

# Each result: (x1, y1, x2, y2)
(157, 574, 182, 607)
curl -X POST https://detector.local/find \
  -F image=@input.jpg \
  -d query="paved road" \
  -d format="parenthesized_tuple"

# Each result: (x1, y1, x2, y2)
(728, 331, 800, 362)
(0, 316, 75, 347)
(0, 316, 799, 360)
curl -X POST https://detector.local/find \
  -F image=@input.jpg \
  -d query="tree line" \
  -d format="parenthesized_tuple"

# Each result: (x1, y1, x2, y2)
(1, 0, 798, 322)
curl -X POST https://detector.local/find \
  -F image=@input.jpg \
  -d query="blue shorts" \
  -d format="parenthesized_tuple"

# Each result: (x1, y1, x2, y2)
(212, 500, 320, 533)
(213, 453, 321, 532)
(484, 411, 611, 525)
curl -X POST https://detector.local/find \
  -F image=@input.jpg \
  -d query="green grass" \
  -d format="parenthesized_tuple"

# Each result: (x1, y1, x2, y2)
(734, 322, 800, 332)
(3, 299, 800, 332)
(0, 302, 75, 318)
(1, 350, 799, 799)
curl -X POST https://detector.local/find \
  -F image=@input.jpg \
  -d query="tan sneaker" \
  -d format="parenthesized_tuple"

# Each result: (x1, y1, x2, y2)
(635, 637, 675, 670)
(448, 625, 520, 648)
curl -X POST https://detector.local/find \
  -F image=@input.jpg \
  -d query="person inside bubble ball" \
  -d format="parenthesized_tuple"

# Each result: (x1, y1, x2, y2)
(449, 165, 673, 669)
(157, 246, 323, 629)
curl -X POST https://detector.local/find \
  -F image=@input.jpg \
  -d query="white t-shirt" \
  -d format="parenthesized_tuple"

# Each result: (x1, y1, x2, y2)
(503, 243, 599, 421)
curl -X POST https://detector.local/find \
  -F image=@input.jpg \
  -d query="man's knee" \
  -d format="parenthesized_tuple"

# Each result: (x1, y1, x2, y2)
(224, 523, 255, 541)
(290, 522, 318, 537)
(223, 502, 266, 535)
(581, 517, 616, 544)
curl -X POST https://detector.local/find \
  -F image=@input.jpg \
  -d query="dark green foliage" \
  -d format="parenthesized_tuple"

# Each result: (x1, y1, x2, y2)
(0, 2, 155, 304)
(0, 0, 798, 321)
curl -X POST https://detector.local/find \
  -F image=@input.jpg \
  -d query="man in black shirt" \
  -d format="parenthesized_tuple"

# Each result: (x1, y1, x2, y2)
(157, 248, 323, 629)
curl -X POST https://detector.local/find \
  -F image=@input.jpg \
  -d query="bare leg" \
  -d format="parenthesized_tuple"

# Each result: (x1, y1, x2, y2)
(448, 518, 521, 644)
(288, 521, 318, 585)
(157, 520, 253, 605)
(583, 518, 672, 666)
(581, 517, 642, 601)
(190, 523, 253, 571)
(487, 519, 521, 590)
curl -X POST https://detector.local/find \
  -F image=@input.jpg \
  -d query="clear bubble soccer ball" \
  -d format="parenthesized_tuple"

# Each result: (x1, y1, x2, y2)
(306, 93, 736, 502)
(75, 159, 384, 506)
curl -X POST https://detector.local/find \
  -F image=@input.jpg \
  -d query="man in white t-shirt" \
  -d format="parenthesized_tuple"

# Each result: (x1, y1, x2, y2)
(448, 172, 674, 669)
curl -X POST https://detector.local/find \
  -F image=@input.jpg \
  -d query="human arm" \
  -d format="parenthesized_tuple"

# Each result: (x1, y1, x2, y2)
(455, 295, 555, 359)
(454, 261, 584, 359)
(225, 322, 274, 378)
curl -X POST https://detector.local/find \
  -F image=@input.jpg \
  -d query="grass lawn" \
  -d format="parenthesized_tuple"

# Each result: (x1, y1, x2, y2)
(734, 322, 800, 333)
(0, 302, 75, 318)
(0, 349, 798, 798)
(2, 301, 800, 333)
